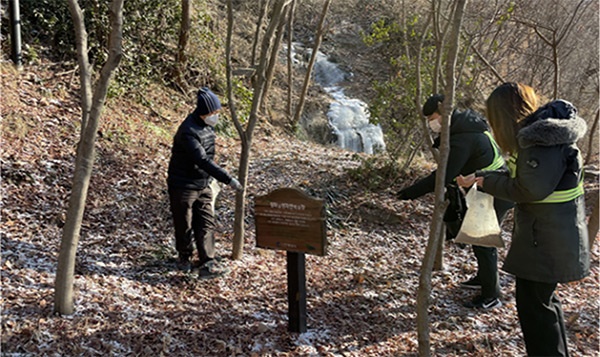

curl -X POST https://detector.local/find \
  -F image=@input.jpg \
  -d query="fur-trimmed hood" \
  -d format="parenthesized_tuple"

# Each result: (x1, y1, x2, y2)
(518, 100, 587, 148)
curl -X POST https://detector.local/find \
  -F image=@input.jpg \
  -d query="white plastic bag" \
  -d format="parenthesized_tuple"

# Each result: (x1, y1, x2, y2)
(454, 183, 504, 248)
(209, 179, 221, 214)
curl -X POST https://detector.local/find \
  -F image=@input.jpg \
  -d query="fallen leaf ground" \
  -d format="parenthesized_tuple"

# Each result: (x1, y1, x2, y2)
(1, 62, 599, 356)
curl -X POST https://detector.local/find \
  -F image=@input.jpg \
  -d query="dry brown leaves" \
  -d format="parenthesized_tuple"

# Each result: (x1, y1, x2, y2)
(1, 63, 599, 356)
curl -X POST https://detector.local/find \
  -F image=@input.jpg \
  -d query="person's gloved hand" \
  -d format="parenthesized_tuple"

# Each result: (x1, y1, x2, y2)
(229, 178, 243, 192)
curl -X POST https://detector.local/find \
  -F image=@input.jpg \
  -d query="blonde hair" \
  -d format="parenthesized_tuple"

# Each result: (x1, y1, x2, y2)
(486, 82, 539, 154)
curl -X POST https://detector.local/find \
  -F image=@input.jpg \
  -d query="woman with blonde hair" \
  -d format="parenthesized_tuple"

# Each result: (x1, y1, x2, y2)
(458, 82, 589, 356)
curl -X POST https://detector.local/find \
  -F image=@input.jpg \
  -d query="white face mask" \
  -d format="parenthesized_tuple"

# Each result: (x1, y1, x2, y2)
(428, 118, 442, 133)
(204, 114, 219, 127)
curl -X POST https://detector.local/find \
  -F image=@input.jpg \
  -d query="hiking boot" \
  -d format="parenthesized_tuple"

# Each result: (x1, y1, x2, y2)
(176, 256, 192, 271)
(460, 277, 482, 290)
(463, 295, 501, 310)
(198, 260, 230, 280)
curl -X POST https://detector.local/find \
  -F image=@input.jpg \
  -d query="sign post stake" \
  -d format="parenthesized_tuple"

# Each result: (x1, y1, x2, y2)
(254, 188, 327, 334)
(287, 251, 307, 333)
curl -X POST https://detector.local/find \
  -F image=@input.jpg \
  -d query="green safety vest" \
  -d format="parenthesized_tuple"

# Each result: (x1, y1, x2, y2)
(481, 131, 505, 172)
(507, 153, 584, 204)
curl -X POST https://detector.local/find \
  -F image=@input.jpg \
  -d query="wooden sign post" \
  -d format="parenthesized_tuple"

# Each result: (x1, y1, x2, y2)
(286, 251, 306, 332)
(254, 188, 327, 333)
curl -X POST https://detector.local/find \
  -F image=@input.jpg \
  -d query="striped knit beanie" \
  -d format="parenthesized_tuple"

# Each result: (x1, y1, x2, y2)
(196, 87, 221, 115)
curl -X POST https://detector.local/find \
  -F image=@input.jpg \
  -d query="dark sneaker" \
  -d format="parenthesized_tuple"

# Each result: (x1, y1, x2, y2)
(176, 256, 192, 271)
(460, 277, 482, 290)
(198, 260, 230, 280)
(463, 296, 501, 310)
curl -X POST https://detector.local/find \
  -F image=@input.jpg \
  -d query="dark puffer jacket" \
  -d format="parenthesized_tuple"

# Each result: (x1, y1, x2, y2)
(167, 111, 233, 190)
(399, 109, 499, 198)
(480, 100, 590, 283)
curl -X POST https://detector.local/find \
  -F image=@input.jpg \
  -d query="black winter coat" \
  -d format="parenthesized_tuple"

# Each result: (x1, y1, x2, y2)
(399, 109, 499, 199)
(480, 100, 590, 283)
(167, 112, 233, 190)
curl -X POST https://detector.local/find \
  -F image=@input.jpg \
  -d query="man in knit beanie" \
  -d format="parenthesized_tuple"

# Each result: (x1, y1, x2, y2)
(167, 87, 243, 279)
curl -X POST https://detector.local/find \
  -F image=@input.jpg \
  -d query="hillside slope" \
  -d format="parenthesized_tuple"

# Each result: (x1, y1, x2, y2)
(1, 62, 599, 356)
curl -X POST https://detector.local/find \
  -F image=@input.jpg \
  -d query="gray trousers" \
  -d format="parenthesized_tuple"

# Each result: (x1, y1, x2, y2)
(168, 186, 215, 264)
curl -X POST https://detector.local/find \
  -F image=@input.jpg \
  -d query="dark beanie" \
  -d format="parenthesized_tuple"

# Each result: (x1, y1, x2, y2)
(196, 87, 221, 115)
(422, 94, 444, 116)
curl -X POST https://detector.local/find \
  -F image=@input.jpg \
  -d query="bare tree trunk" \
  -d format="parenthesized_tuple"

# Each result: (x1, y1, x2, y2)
(588, 190, 599, 249)
(175, 0, 191, 91)
(431, 0, 454, 93)
(455, 35, 472, 89)
(585, 107, 599, 165)
(227, 0, 290, 260)
(67, 0, 92, 139)
(431, 0, 441, 93)
(433, 230, 444, 270)
(225, 0, 245, 260)
(225, 1, 241, 135)
(400, 0, 411, 63)
(292, 0, 331, 127)
(251, 0, 270, 67)
(261, 5, 288, 111)
(415, 14, 436, 162)
(417, 0, 467, 355)
(551, 39, 559, 99)
(286, 0, 296, 120)
(55, 0, 124, 315)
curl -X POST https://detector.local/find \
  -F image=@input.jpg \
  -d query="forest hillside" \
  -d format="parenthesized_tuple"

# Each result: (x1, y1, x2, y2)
(2, 59, 599, 356)
(2, 0, 599, 356)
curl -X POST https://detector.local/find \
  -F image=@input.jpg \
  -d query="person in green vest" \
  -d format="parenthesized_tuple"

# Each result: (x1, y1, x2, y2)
(397, 94, 513, 310)
(458, 82, 589, 356)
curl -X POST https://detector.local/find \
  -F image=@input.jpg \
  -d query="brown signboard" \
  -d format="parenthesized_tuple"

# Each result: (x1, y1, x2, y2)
(255, 188, 327, 256)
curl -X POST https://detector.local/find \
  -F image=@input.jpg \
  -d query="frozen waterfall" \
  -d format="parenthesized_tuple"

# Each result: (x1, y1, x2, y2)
(312, 51, 386, 154)
(293, 44, 386, 154)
